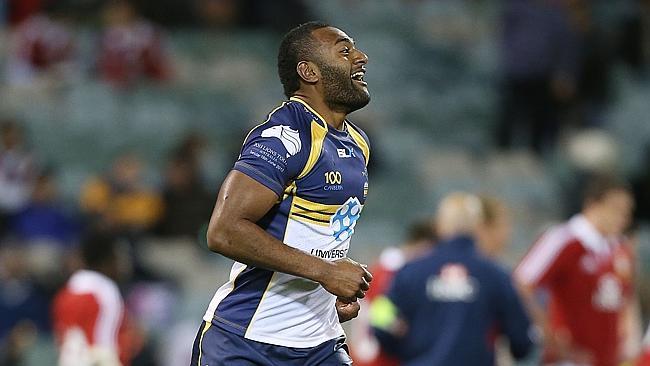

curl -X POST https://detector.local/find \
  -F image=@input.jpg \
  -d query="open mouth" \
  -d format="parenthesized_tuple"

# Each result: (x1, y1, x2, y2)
(351, 70, 367, 86)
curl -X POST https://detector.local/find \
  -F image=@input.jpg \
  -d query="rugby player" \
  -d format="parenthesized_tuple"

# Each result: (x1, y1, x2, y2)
(191, 21, 373, 365)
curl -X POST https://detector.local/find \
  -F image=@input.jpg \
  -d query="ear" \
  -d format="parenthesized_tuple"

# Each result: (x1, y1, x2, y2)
(296, 61, 320, 84)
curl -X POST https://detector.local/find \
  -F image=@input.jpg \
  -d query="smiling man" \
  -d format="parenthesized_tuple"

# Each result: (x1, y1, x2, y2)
(190, 22, 373, 365)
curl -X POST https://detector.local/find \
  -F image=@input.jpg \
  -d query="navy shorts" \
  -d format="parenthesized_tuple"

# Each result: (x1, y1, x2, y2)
(190, 321, 353, 366)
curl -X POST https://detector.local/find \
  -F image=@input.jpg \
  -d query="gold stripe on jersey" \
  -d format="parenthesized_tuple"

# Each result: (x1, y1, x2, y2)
(291, 213, 330, 227)
(346, 121, 370, 166)
(289, 196, 339, 227)
(297, 119, 328, 179)
(197, 321, 212, 365)
(281, 181, 297, 201)
(290, 97, 328, 129)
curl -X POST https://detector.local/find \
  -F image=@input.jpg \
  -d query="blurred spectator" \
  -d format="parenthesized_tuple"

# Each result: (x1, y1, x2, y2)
(156, 151, 213, 240)
(0, 320, 37, 366)
(10, 169, 79, 247)
(52, 232, 142, 366)
(0, 120, 36, 239)
(172, 132, 208, 172)
(371, 193, 534, 365)
(350, 220, 435, 366)
(80, 153, 163, 237)
(97, 0, 171, 88)
(570, 0, 613, 128)
(5, 3, 76, 87)
(515, 176, 635, 366)
(497, 0, 579, 154)
(195, 0, 238, 28)
(0, 245, 50, 362)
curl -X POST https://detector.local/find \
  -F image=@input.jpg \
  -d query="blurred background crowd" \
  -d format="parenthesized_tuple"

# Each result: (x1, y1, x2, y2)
(1, 0, 650, 364)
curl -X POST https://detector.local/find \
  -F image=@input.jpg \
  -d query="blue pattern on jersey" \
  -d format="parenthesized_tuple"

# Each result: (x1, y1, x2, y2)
(330, 197, 362, 241)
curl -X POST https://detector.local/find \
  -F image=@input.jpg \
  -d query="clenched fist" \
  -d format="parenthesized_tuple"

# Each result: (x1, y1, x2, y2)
(316, 258, 373, 302)
(336, 297, 360, 323)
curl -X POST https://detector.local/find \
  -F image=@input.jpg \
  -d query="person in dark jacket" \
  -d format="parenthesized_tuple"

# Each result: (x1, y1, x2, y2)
(371, 192, 534, 366)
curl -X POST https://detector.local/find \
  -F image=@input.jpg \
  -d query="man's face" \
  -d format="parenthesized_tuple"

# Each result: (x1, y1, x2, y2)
(311, 27, 370, 114)
(593, 189, 634, 236)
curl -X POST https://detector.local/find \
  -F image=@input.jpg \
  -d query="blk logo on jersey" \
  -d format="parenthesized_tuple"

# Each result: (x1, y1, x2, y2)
(337, 147, 355, 158)
(261, 125, 301, 157)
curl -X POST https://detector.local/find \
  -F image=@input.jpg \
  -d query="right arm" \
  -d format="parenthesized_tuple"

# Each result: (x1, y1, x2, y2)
(206, 170, 371, 301)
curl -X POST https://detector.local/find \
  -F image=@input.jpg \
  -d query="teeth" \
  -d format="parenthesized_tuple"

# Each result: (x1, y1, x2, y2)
(351, 71, 365, 81)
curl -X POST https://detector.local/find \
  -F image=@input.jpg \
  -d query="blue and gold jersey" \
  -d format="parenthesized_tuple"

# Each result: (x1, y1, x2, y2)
(203, 97, 370, 347)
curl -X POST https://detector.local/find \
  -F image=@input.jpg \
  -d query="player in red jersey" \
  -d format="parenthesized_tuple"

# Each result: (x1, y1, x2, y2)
(52, 232, 140, 366)
(515, 176, 635, 366)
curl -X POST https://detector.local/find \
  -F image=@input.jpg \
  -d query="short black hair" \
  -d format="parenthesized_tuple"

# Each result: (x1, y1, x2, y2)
(277, 21, 330, 98)
(80, 231, 118, 270)
(583, 174, 631, 205)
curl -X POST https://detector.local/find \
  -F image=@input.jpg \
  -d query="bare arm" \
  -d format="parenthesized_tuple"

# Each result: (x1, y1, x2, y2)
(619, 295, 642, 362)
(207, 170, 371, 301)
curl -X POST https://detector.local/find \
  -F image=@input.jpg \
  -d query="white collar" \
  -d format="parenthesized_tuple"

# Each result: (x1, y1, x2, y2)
(568, 214, 611, 255)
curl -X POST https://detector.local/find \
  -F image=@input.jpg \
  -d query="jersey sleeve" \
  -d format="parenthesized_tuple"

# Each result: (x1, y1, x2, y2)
(233, 103, 310, 197)
(515, 227, 582, 288)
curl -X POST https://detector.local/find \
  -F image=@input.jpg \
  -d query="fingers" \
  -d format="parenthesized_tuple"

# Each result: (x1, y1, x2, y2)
(360, 277, 370, 292)
(328, 258, 373, 300)
(354, 262, 371, 296)
(361, 264, 373, 282)
(343, 296, 358, 303)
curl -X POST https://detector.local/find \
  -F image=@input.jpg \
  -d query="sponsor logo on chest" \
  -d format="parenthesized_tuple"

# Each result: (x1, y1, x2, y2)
(427, 264, 477, 302)
(324, 170, 343, 191)
(337, 147, 355, 158)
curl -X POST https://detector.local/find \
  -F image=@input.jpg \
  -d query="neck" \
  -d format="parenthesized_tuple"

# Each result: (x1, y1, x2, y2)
(291, 92, 347, 131)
